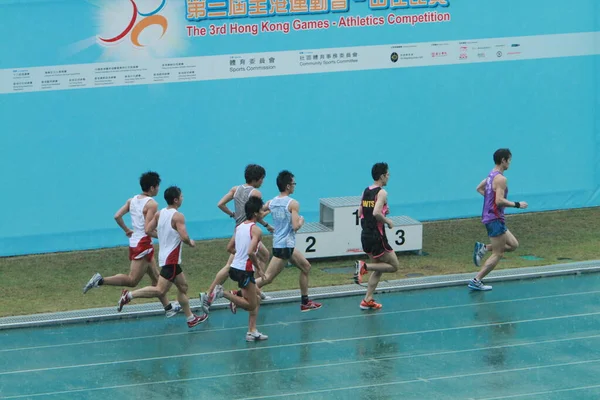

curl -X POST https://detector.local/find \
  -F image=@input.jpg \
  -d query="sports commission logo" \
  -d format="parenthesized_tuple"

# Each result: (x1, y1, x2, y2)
(97, 0, 168, 47)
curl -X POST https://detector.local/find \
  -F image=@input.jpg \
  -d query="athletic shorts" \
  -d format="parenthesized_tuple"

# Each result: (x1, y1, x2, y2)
(273, 247, 294, 260)
(485, 220, 507, 238)
(129, 236, 154, 262)
(160, 264, 182, 282)
(229, 268, 255, 289)
(361, 231, 393, 259)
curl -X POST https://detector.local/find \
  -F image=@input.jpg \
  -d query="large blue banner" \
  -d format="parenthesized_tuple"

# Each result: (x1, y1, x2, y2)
(0, 0, 598, 256)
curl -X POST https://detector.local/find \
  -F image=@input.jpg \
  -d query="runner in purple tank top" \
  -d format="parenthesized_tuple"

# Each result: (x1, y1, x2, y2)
(469, 149, 528, 291)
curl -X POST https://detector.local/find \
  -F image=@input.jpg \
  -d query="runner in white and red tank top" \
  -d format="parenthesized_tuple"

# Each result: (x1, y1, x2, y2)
(118, 186, 207, 328)
(470, 148, 529, 291)
(82, 171, 180, 318)
(211, 196, 269, 341)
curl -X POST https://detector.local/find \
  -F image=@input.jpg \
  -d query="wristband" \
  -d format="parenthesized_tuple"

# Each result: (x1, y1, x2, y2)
(230, 213, 235, 218)
(514, 201, 521, 209)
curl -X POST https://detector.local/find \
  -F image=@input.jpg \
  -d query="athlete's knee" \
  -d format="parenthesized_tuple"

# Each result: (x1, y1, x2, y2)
(125, 276, 143, 287)
(386, 253, 400, 272)
(178, 282, 189, 294)
(507, 239, 519, 252)
(153, 285, 169, 297)
(492, 251, 505, 260)
(302, 261, 312, 274)
(261, 274, 274, 285)
(248, 298, 258, 311)
(294, 256, 311, 274)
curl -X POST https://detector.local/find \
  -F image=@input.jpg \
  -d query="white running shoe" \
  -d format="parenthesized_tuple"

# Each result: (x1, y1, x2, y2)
(473, 242, 487, 267)
(165, 302, 181, 318)
(83, 273, 102, 294)
(468, 278, 492, 291)
(246, 331, 269, 341)
(200, 292, 212, 314)
(259, 291, 273, 301)
(212, 285, 224, 300)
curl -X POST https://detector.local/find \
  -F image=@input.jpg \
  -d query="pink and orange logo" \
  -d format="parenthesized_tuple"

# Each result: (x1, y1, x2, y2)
(98, 0, 168, 47)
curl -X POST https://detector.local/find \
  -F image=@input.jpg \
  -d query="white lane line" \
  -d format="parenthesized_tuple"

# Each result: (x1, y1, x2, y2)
(5, 333, 600, 399)
(4, 289, 600, 353)
(2, 310, 600, 376)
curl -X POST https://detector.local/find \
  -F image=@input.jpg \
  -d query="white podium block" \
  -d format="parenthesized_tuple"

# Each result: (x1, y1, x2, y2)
(295, 196, 423, 260)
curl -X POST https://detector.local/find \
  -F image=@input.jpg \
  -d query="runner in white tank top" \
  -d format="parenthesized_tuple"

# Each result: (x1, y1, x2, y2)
(201, 164, 273, 314)
(128, 194, 153, 258)
(157, 207, 182, 268)
(230, 221, 256, 272)
(255, 170, 322, 312)
(118, 186, 208, 328)
(211, 196, 269, 341)
(82, 172, 180, 319)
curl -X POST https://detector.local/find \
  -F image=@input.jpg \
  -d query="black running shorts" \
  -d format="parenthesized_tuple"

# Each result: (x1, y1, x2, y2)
(361, 232, 393, 259)
(160, 264, 182, 282)
(229, 268, 256, 289)
(272, 247, 294, 260)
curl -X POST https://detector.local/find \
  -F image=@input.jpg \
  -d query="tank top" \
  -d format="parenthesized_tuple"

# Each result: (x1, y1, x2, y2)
(129, 195, 152, 247)
(360, 185, 389, 236)
(231, 221, 256, 272)
(233, 185, 257, 225)
(269, 196, 295, 248)
(157, 208, 182, 266)
(481, 170, 508, 224)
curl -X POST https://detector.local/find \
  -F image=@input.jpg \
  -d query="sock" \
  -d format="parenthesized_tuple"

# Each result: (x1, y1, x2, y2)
(301, 295, 309, 305)
(98, 278, 104, 286)
(127, 292, 133, 300)
(164, 304, 173, 311)
(187, 315, 195, 322)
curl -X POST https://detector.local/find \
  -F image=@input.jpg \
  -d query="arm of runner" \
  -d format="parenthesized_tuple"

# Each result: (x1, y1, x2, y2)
(358, 193, 364, 218)
(261, 200, 271, 213)
(289, 200, 304, 232)
(251, 190, 273, 232)
(145, 210, 160, 236)
(494, 175, 528, 209)
(114, 199, 133, 237)
(476, 178, 487, 196)
(217, 186, 237, 218)
(226, 232, 236, 254)
(248, 224, 265, 279)
(144, 200, 159, 238)
(373, 189, 393, 229)
(173, 212, 195, 247)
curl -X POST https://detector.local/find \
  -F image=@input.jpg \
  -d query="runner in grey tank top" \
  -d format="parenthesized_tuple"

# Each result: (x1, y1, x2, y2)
(233, 185, 257, 225)
(201, 165, 273, 313)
